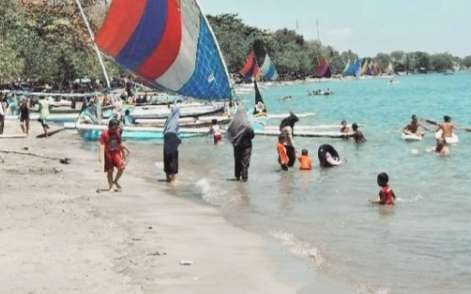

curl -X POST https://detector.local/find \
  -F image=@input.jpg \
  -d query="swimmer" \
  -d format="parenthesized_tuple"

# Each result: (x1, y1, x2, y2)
(351, 123, 366, 144)
(437, 115, 455, 141)
(403, 114, 426, 136)
(297, 149, 312, 170)
(277, 134, 289, 171)
(369, 172, 396, 205)
(340, 120, 350, 136)
(434, 138, 449, 156)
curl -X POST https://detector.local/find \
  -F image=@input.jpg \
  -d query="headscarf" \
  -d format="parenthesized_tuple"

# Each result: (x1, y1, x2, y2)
(163, 106, 180, 134)
(280, 112, 299, 130)
(226, 105, 251, 146)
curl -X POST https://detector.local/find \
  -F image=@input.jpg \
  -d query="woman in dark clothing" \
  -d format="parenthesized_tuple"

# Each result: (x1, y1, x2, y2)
(19, 98, 30, 134)
(226, 106, 255, 182)
(279, 112, 299, 167)
(163, 107, 181, 183)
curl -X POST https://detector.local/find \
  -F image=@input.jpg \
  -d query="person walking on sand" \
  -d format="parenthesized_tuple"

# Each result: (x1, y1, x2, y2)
(280, 112, 299, 167)
(0, 95, 5, 135)
(99, 119, 130, 191)
(226, 105, 255, 182)
(38, 97, 50, 137)
(19, 98, 30, 135)
(163, 107, 182, 183)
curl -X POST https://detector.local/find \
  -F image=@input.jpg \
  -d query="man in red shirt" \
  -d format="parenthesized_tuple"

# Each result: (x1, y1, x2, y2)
(98, 119, 130, 191)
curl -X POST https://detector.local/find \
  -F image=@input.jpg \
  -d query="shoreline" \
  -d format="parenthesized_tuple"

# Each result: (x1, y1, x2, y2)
(0, 121, 302, 293)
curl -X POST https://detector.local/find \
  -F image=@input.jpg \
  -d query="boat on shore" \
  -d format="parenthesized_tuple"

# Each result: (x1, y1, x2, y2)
(130, 102, 225, 120)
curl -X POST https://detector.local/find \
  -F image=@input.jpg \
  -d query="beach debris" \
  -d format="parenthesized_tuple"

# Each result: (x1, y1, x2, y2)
(0, 149, 71, 164)
(180, 260, 193, 266)
(148, 226, 153, 230)
(148, 251, 167, 256)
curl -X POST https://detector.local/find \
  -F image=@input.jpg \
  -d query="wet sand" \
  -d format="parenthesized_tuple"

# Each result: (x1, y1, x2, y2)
(0, 121, 297, 293)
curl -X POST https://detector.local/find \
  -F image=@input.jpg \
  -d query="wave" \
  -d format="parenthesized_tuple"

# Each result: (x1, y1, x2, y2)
(396, 194, 424, 203)
(270, 231, 324, 267)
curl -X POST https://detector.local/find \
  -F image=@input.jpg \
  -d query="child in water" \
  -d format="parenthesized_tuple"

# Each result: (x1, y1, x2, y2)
(277, 134, 289, 171)
(297, 149, 312, 170)
(209, 119, 222, 145)
(369, 172, 396, 205)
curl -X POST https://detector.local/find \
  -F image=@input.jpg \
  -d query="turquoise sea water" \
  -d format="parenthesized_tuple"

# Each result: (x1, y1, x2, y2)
(96, 73, 471, 293)
(166, 73, 471, 293)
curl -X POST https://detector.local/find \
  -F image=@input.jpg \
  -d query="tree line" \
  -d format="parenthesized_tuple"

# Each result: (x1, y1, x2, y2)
(1, 2, 470, 88)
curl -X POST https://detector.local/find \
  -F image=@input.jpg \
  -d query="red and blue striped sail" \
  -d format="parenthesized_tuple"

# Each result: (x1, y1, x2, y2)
(95, 0, 232, 100)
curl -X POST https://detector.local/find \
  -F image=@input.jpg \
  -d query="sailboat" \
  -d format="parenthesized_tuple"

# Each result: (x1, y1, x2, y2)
(253, 80, 267, 116)
(343, 59, 362, 78)
(384, 62, 394, 76)
(74, 0, 234, 139)
(314, 57, 332, 78)
(239, 50, 261, 81)
(342, 60, 351, 75)
(259, 53, 279, 81)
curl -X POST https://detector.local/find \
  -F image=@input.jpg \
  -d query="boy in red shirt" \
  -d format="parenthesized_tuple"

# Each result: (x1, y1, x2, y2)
(297, 149, 312, 170)
(369, 172, 396, 205)
(277, 134, 289, 171)
(98, 119, 130, 191)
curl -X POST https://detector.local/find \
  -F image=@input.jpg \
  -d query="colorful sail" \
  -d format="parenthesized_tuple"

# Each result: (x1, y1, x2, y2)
(260, 54, 279, 81)
(239, 50, 261, 80)
(385, 62, 394, 75)
(343, 60, 351, 75)
(315, 57, 332, 78)
(95, 0, 232, 100)
(361, 59, 370, 75)
(344, 59, 362, 77)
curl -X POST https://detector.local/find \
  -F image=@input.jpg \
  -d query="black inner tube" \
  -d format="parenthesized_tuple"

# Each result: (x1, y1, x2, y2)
(318, 144, 339, 167)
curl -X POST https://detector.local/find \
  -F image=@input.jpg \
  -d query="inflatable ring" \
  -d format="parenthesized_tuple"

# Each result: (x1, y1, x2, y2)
(318, 144, 340, 167)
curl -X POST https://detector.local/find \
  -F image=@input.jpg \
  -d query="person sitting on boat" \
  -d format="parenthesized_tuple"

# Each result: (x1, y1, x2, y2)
(436, 115, 455, 142)
(351, 123, 366, 144)
(340, 120, 350, 136)
(253, 101, 267, 116)
(123, 109, 134, 126)
(209, 119, 222, 145)
(403, 115, 426, 136)
(280, 112, 299, 167)
(435, 138, 449, 156)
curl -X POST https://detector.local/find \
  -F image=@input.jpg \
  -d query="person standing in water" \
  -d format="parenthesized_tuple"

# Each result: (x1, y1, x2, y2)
(277, 134, 289, 171)
(99, 119, 130, 191)
(163, 107, 181, 183)
(351, 123, 366, 144)
(437, 115, 455, 141)
(226, 105, 255, 182)
(280, 112, 299, 167)
(209, 119, 222, 145)
(19, 98, 30, 135)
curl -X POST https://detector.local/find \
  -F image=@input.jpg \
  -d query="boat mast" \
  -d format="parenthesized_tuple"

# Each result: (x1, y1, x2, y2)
(73, 0, 111, 90)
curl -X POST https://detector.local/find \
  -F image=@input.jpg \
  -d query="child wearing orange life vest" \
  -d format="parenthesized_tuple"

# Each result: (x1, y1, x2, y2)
(297, 149, 312, 170)
(369, 172, 396, 205)
(277, 134, 289, 171)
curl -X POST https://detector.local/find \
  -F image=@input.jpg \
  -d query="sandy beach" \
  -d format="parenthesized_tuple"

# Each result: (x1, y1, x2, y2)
(0, 121, 298, 294)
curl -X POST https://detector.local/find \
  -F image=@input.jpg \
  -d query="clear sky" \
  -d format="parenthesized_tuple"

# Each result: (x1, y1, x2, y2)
(199, 0, 470, 57)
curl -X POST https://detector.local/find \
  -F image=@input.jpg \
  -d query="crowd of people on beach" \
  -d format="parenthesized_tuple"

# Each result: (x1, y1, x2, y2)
(1, 88, 459, 207)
